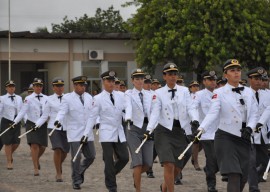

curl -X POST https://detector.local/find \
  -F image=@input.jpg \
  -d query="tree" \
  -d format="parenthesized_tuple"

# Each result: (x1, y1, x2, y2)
(51, 6, 127, 33)
(125, 0, 270, 75)
(35, 27, 49, 33)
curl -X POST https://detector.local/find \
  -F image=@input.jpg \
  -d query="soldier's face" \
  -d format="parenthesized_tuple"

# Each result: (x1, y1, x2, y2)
(163, 71, 177, 85)
(143, 83, 151, 91)
(33, 84, 43, 94)
(132, 77, 144, 90)
(114, 83, 120, 91)
(6, 85, 15, 94)
(119, 85, 126, 92)
(74, 83, 86, 95)
(249, 76, 262, 91)
(224, 67, 241, 83)
(151, 83, 159, 91)
(190, 85, 199, 93)
(103, 79, 115, 93)
(53, 85, 64, 95)
(203, 79, 217, 91)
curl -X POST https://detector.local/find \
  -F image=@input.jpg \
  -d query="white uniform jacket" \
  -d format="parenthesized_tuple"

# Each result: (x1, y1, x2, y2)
(35, 93, 67, 130)
(84, 90, 126, 143)
(193, 89, 219, 140)
(55, 91, 93, 142)
(14, 93, 48, 124)
(200, 84, 259, 137)
(125, 88, 153, 128)
(256, 89, 270, 144)
(147, 85, 199, 132)
(0, 93, 23, 121)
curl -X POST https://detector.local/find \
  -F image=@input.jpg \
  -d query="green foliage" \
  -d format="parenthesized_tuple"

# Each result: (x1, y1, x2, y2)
(35, 27, 49, 33)
(51, 6, 126, 33)
(126, 0, 270, 73)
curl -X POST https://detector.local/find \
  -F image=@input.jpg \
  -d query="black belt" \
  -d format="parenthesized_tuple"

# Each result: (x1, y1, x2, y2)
(143, 117, 148, 124)
(242, 122, 246, 128)
(173, 119, 181, 128)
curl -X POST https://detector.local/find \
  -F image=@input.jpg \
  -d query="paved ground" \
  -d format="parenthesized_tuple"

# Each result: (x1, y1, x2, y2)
(0, 129, 269, 192)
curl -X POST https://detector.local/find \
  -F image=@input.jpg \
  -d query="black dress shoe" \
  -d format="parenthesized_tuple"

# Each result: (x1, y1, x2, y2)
(73, 184, 81, 190)
(147, 172, 155, 178)
(174, 178, 183, 185)
(208, 186, 218, 192)
(221, 175, 228, 182)
(81, 174, 84, 184)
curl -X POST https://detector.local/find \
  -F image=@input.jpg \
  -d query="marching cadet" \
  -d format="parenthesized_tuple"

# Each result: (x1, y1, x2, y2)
(119, 81, 127, 93)
(114, 78, 121, 91)
(246, 67, 270, 191)
(54, 76, 95, 190)
(216, 77, 227, 88)
(34, 77, 69, 182)
(188, 80, 202, 171)
(0, 80, 23, 169)
(125, 69, 154, 192)
(151, 79, 160, 91)
(176, 75, 184, 86)
(84, 71, 129, 192)
(189, 80, 200, 99)
(144, 75, 158, 179)
(27, 84, 34, 95)
(143, 74, 152, 91)
(197, 59, 259, 192)
(261, 72, 269, 91)
(12, 78, 48, 176)
(146, 63, 199, 192)
(193, 71, 219, 192)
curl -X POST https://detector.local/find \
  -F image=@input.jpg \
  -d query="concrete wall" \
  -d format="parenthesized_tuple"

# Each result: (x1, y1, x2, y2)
(0, 38, 138, 92)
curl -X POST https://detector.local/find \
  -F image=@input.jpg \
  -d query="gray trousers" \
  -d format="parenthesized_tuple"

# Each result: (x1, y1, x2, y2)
(70, 141, 96, 185)
(101, 141, 129, 191)
(201, 140, 219, 188)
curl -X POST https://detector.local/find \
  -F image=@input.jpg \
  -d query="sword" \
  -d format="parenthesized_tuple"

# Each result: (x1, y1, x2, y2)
(18, 128, 34, 138)
(135, 130, 153, 154)
(72, 137, 87, 162)
(0, 125, 12, 137)
(178, 130, 202, 160)
(48, 126, 58, 137)
(263, 157, 270, 180)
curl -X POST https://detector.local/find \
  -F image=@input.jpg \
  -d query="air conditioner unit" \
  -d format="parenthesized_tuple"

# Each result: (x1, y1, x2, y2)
(89, 50, 104, 60)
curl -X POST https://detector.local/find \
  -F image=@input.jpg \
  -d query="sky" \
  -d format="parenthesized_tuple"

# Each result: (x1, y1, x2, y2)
(0, 0, 137, 32)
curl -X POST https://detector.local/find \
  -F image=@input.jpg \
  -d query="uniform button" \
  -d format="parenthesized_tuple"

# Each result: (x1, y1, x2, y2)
(165, 108, 167, 110)
(234, 116, 236, 118)
(168, 118, 170, 120)
(236, 121, 238, 123)
(167, 113, 169, 115)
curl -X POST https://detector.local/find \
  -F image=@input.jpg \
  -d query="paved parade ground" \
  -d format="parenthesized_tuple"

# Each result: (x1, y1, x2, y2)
(0, 129, 269, 192)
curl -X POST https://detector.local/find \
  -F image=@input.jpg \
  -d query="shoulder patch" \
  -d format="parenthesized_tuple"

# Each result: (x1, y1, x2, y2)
(212, 94, 217, 99)
(152, 95, 156, 100)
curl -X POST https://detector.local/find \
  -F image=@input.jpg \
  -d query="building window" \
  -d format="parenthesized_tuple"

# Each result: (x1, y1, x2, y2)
(82, 61, 101, 95)
(82, 61, 100, 78)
